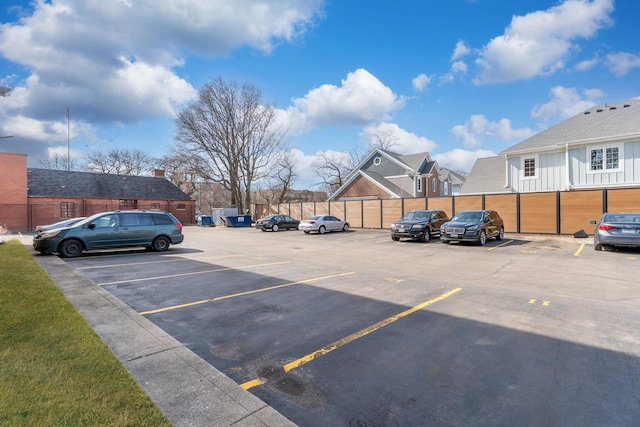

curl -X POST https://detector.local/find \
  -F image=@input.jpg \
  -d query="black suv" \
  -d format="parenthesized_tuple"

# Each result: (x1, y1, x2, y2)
(440, 209, 504, 246)
(390, 209, 449, 242)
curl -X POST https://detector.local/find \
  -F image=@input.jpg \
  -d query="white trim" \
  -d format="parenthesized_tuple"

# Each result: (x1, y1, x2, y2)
(520, 154, 538, 180)
(586, 143, 623, 174)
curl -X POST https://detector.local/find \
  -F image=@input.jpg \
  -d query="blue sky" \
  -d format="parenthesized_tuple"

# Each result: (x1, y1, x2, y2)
(1, 0, 639, 189)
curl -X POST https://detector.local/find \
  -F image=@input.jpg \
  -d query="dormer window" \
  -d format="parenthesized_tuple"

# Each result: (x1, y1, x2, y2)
(373, 156, 381, 165)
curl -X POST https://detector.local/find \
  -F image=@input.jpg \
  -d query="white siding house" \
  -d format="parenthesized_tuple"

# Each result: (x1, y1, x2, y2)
(462, 99, 640, 194)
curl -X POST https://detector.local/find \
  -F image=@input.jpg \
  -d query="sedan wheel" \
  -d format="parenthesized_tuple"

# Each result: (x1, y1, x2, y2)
(477, 230, 487, 246)
(594, 243, 603, 251)
(272, 224, 279, 232)
(318, 225, 326, 234)
(342, 223, 349, 232)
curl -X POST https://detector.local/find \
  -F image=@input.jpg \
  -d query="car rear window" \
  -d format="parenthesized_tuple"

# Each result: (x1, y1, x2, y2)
(151, 214, 175, 225)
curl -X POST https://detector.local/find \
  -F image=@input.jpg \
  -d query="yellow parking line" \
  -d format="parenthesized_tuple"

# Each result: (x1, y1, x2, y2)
(240, 287, 462, 390)
(487, 239, 514, 251)
(574, 242, 586, 257)
(97, 261, 290, 286)
(139, 271, 355, 315)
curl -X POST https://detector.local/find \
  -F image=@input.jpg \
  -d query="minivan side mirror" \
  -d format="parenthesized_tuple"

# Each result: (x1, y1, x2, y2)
(88, 223, 96, 229)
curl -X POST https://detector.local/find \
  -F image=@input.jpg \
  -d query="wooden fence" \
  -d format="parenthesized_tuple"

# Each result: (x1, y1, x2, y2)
(253, 188, 640, 235)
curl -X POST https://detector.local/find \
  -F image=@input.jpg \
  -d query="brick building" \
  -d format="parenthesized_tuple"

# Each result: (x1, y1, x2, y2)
(0, 152, 195, 231)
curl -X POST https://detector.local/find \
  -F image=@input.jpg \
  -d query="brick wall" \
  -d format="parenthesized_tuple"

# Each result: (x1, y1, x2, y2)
(0, 153, 28, 229)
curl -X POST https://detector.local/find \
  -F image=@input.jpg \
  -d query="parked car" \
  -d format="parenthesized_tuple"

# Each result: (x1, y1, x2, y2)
(299, 215, 349, 234)
(35, 217, 86, 236)
(440, 210, 504, 245)
(390, 209, 449, 242)
(255, 214, 300, 232)
(33, 210, 184, 258)
(590, 212, 640, 251)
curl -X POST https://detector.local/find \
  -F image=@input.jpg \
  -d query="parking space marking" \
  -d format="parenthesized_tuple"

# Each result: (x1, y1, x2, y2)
(139, 271, 355, 315)
(574, 243, 586, 257)
(240, 287, 463, 390)
(74, 254, 245, 270)
(487, 240, 515, 251)
(529, 299, 551, 306)
(96, 261, 290, 286)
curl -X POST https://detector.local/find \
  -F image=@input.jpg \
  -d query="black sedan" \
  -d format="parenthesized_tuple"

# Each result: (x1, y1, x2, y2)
(255, 214, 300, 232)
(440, 209, 504, 245)
(590, 212, 640, 251)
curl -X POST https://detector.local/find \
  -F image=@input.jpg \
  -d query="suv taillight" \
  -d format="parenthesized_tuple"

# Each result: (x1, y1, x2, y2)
(175, 223, 183, 230)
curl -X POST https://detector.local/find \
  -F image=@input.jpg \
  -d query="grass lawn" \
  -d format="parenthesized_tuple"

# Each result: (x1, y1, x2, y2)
(0, 240, 171, 426)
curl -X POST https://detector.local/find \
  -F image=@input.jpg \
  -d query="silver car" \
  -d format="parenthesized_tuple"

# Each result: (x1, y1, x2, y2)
(591, 212, 640, 251)
(299, 215, 349, 234)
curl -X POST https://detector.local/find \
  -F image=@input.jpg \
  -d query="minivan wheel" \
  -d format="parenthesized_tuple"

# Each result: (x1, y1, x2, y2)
(59, 239, 83, 258)
(477, 230, 487, 246)
(152, 236, 170, 252)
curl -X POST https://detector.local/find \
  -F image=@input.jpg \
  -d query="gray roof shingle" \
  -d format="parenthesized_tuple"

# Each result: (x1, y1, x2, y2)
(459, 156, 512, 195)
(501, 98, 640, 155)
(27, 169, 192, 200)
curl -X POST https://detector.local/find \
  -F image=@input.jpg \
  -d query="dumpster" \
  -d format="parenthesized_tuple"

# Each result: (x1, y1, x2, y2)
(223, 215, 252, 227)
(198, 215, 214, 227)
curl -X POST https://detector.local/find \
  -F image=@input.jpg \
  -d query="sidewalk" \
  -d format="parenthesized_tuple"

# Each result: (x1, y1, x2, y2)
(9, 235, 295, 427)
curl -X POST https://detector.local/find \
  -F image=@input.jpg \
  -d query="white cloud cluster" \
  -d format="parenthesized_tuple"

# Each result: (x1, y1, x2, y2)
(604, 52, 640, 77)
(412, 74, 434, 92)
(280, 69, 404, 134)
(531, 86, 603, 124)
(0, 0, 324, 151)
(360, 122, 437, 154)
(433, 148, 496, 174)
(474, 0, 614, 84)
(452, 115, 535, 148)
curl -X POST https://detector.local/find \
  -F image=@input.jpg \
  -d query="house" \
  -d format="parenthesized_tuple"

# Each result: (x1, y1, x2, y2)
(0, 152, 195, 230)
(461, 98, 640, 194)
(328, 149, 462, 201)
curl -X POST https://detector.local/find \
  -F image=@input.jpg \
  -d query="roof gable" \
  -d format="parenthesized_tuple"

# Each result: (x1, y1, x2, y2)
(27, 169, 192, 200)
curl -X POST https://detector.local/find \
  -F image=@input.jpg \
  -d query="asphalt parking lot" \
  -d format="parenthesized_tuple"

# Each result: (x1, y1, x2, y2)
(56, 226, 640, 426)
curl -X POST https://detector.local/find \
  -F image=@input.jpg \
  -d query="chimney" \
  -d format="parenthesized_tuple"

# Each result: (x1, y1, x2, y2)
(152, 169, 165, 178)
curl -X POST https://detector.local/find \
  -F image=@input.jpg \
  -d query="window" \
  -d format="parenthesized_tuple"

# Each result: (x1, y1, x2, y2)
(521, 156, 537, 179)
(590, 145, 621, 172)
(150, 203, 160, 210)
(373, 156, 381, 165)
(431, 178, 437, 193)
(60, 202, 75, 219)
(177, 203, 186, 210)
(443, 181, 449, 195)
(417, 177, 422, 193)
(119, 199, 138, 209)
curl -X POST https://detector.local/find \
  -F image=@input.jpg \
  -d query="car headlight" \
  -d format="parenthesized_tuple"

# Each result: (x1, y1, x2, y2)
(466, 225, 480, 231)
(41, 230, 62, 239)
(391, 224, 398, 229)
(411, 224, 424, 230)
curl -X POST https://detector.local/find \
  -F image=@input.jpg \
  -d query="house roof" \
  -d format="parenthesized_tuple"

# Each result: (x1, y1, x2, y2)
(440, 168, 466, 185)
(501, 98, 640, 155)
(27, 168, 193, 200)
(359, 170, 413, 198)
(459, 156, 513, 195)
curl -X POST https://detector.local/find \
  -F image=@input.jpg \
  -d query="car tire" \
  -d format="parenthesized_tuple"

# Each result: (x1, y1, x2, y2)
(496, 226, 504, 241)
(272, 224, 279, 232)
(594, 243, 603, 251)
(342, 223, 349, 232)
(152, 236, 170, 252)
(261, 228, 266, 232)
(318, 225, 326, 234)
(59, 239, 83, 258)
(391, 235, 400, 241)
(420, 228, 431, 243)
(477, 230, 487, 246)
(304, 231, 310, 234)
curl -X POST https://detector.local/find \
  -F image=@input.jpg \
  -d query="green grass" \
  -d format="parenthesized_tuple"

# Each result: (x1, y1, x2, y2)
(0, 241, 171, 426)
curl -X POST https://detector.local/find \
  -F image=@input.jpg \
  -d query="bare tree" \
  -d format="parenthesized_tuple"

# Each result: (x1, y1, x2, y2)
(38, 152, 80, 170)
(85, 148, 155, 175)
(174, 78, 286, 213)
(315, 151, 354, 196)
(373, 129, 399, 150)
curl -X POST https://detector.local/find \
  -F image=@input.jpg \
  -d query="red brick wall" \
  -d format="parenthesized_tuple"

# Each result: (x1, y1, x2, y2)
(0, 153, 28, 229)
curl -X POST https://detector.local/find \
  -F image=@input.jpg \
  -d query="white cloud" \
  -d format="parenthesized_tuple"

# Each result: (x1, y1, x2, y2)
(452, 115, 535, 148)
(360, 122, 437, 154)
(531, 86, 603, 124)
(604, 52, 640, 77)
(451, 40, 471, 61)
(474, 0, 614, 85)
(0, 0, 325, 157)
(574, 55, 600, 71)
(433, 149, 496, 174)
(451, 61, 468, 74)
(282, 69, 404, 133)
(412, 73, 434, 92)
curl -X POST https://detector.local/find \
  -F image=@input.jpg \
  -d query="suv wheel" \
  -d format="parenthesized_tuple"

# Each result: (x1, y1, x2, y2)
(420, 228, 431, 243)
(152, 236, 170, 251)
(477, 230, 487, 246)
(496, 226, 504, 240)
(391, 235, 400, 241)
